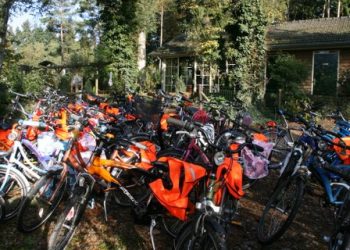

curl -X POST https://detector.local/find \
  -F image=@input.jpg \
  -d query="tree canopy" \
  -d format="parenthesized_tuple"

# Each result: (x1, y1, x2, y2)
(0, 0, 349, 102)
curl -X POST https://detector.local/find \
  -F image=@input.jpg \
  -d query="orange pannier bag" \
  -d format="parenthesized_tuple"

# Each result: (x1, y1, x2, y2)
(25, 110, 43, 141)
(121, 141, 157, 170)
(333, 137, 350, 164)
(0, 129, 14, 150)
(125, 113, 136, 121)
(253, 133, 269, 143)
(214, 144, 244, 205)
(55, 109, 71, 141)
(99, 103, 120, 116)
(149, 157, 207, 221)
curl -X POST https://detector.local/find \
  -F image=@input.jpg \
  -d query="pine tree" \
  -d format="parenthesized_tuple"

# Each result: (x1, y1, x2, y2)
(41, 0, 78, 65)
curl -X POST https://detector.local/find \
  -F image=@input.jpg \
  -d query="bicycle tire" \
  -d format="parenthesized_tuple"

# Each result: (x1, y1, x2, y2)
(111, 170, 151, 207)
(330, 193, 350, 250)
(175, 216, 227, 250)
(341, 232, 350, 250)
(257, 175, 305, 244)
(48, 186, 89, 250)
(330, 231, 350, 250)
(0, 166, 30, 220)
(111, 135, 155, 207)
(0, 196, 5, 221)
(17, 174, 67, 232)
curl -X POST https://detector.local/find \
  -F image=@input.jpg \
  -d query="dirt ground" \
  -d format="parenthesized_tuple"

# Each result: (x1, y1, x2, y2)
(0, 169, 335, 250)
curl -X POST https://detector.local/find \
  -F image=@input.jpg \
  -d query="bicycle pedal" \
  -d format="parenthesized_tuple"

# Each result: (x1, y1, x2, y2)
(323, 235, 330, 243)
(230, 219, 242, 227)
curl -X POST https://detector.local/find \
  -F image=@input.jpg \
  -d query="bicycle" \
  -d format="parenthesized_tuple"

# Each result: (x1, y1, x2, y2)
(257, 116, 350, 244)
(163, 118, 265, 250)
(47, 120, 160, 250)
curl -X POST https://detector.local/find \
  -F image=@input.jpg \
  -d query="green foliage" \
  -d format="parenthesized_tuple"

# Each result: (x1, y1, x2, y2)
(22, 69, 47, 93)
(223, 0, 267, 105)
(175, 75, 186, 93)
(97, 0, 164, 92)
(288, 0, 350, 20)
(288, 0, 324, 20)
(59, 71, 72, 92)
(178, 0, 232, 62)
(261, 0, 288, 23)
(135, 0, 158, 33)
(266, 53, 310, 112)
(138, 64, 160, 93)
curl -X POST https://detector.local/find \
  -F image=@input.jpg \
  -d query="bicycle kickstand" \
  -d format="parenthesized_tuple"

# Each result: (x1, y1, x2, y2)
(103, 191, 109, 222)
(149, 217, 157, 250)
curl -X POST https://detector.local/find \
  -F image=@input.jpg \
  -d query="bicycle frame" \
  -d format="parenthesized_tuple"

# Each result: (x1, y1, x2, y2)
(7, 140, 47, 180)
(294, 132, 350, 206)
(183, 137, 212, 166)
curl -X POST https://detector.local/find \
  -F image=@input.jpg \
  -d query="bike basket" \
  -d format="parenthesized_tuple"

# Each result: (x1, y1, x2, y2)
(37, 132, 59, 157)
(241, 140, 273, 179)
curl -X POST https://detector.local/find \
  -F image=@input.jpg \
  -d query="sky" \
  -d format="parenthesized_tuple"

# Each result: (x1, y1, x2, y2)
(9, 8, 41, 31)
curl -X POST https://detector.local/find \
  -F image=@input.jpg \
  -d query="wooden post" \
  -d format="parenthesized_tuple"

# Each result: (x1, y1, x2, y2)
(95, 78, 99, 95)
(161, 60, 166, 91)
(278, 88, 282, 109)
(193, 59, 197, 93)
(209, 63, 212, 93)
(199, 84, 203, 110)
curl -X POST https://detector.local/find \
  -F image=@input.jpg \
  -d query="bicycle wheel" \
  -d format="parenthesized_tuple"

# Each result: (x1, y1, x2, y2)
(48, 186, 90, 250)
(0, 196, 5, 221)
(340, 232, 350, 250)
(0, 166, 30, 220)
(111, 135, 156, 207)
(257, 176, 305, 244)
(330, 231, 350, 250)
(175, 216, 227, 250)
(111, 169, 151, 207)
(17, 173, 67, 232)
(330, 194, 350, 250)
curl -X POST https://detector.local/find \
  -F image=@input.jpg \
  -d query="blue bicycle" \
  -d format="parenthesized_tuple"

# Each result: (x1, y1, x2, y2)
(257, 115, 350, 244)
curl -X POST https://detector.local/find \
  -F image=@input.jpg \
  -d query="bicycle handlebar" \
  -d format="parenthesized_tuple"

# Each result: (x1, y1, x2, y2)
(18, 119, 48, 130)
(166, 117, 195, 131)
(313, 126, 350, 150)
(9, 90, 29, 98)
(167, 117, 265, 154)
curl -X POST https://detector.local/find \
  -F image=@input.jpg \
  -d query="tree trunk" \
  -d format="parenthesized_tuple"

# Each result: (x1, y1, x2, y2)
(337, 0, 342, 17)
(60, 22, 64, 63)
(159, 3, 164, 71)
(0, 0, 14, 74)
(322, 0, 327, 17)
(137, 31, 146, 70)
(327, 0, 331, 17)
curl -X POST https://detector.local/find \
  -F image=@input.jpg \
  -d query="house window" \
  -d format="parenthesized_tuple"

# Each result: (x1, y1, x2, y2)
(312, 51, 339, 96)
(179, 58, 193, 86)
(165, 58, 178, 92)
(196, 62, 210, 88)
(225, 60, 235, 74)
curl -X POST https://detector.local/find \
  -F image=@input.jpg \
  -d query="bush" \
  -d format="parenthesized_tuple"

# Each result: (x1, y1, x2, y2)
(266, 53, 310, 112)
(338, 69, 350, 97)
(138, 65, 160, 93)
